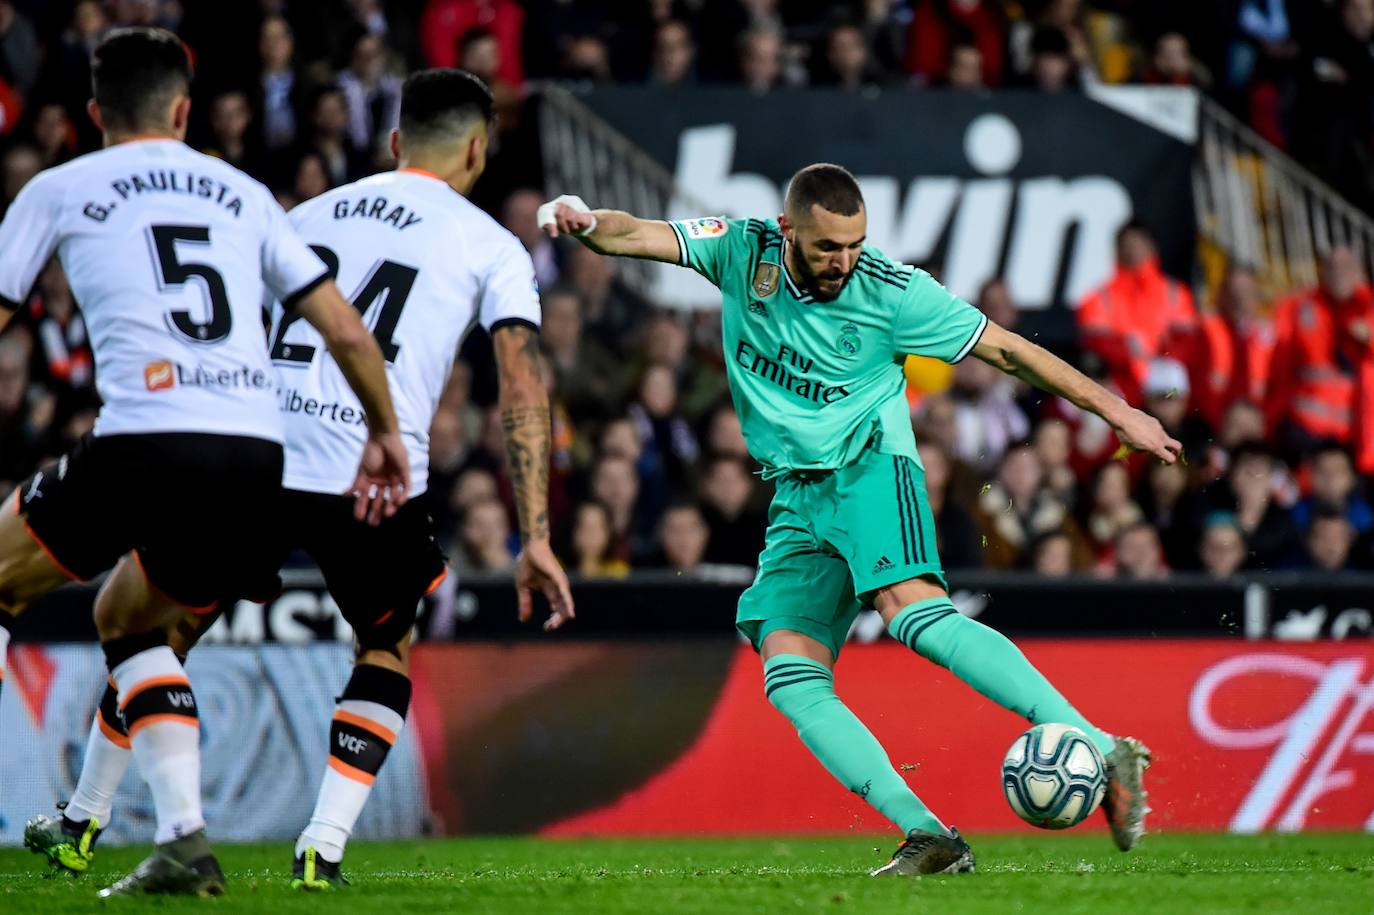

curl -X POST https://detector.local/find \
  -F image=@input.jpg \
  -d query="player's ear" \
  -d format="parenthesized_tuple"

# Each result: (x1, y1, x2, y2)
(389, 129, 400, 163)
(86, 99, 104, 133)
(778, 212, 793, 242)
(171, 96, 192, 135)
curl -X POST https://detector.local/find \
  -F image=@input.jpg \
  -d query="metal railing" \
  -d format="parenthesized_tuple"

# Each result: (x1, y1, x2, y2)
(536, 83, 710, 298)
(1194, 97, 1374, 295)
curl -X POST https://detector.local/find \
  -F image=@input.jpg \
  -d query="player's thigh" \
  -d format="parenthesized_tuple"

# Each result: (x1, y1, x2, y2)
(737, 503, 858, 663)
(759, 628, 835, 667)
(828, 451, 948, 608)
(135, 434, 285, 612)
(93, 554, 197, 641)
(294, 490, 446, 655)
(0, 488, 77, 611)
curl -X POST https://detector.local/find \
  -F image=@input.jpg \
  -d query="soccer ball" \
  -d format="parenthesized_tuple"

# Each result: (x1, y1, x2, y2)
(1001, 723, 1107, 829)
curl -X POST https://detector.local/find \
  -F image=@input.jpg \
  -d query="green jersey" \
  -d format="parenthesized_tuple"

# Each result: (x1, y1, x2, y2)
(668, 216, 988, 475)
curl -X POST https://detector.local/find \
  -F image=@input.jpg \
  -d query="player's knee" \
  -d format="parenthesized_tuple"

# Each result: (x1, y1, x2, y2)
(763, 659, 836, 719)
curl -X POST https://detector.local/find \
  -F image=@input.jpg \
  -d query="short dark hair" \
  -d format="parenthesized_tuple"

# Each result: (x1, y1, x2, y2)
(785, 163, 864, 218)
(91, 28, 192, 131)
(399, 68, 494, 146)
(1116, 219, 1153, 246)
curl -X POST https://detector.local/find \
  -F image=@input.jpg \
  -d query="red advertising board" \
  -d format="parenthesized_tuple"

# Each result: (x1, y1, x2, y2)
(521, 641, 1374, 835)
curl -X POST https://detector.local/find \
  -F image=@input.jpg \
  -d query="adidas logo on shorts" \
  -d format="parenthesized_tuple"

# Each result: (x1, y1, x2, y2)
(872, 555, 895, 574)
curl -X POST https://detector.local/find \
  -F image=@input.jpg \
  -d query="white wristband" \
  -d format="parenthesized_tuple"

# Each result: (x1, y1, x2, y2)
(536, 194, 597, 236)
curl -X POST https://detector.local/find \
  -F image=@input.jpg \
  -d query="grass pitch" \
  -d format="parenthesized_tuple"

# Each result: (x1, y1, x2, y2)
(0, 833, 1368, 914)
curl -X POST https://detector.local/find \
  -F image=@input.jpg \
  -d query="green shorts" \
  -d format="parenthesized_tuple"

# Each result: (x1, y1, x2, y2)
(736, 446, 946, 660)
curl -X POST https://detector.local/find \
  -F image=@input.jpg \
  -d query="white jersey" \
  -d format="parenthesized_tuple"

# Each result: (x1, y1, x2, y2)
(0, 139, 326, 442)
(270, 168, 542, 497)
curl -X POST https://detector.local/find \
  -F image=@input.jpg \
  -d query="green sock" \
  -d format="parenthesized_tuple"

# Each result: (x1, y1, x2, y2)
(763, 654, 944, 835)
(888, 598, 1116, 756)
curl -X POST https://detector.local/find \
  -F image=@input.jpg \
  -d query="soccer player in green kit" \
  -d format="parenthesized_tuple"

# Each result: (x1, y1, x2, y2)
(538, 164, 1181, 876)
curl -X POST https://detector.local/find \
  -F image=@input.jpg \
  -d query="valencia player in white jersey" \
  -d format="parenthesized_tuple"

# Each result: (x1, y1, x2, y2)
(26, 69, 573, 891)
(0, 29, 409, 897)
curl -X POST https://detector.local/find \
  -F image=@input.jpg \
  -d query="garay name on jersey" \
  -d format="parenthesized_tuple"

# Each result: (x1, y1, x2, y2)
(82, 170, 246, 222)
(330, 195, 423, 231)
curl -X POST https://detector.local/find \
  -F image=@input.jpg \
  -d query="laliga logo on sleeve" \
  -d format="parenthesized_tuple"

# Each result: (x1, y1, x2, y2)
(1189, 653, 1374, 832)
(683, 217, 728, 239)
(144, 360, 175, 392)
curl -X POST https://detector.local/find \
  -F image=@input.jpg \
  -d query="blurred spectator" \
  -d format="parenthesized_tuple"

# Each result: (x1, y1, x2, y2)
(24, 259, 92, 397)
(739, 27, 783, 93)
(297, 85, 366, 188)
(1082, 461, 1144, 557)
(1292, 441, 1374, 534)
(1076, 222, 1199, 403)
(28, 103, 77, 167)
(502, 189, 560, 290)
(1195, 264, 1275, 430)
(650, 20, 696, 85)
(421, 0, 525, 87)
(50, 1, 106, 145)
(0, 1, 38, 96)
(975, 442, 1077, 568)
(976, 277, 1018, 331)
(698, 455, 764, 565)
(1139, 459, 1192, 569)
(289, 152, 331, 206)
(1, 143, 40, 217)
(561, 35, 613, 82)
(628, 364, 700, 488)
(1295, 0, 1374, 211)
(565, 243, 640, 344)
(917, 441, 983, 569)
(1218, 399, 1266, 451)
(1304, 507, 1357, 572)
(1030, 530, 1078, 576)
(450, 466, 499, 525)
(1032, 418, 1076, 506)
(1266, 246, 1374, 474)
(590, 453, 645, 562)
(0, 332, 48, 485)
(540, 286, 619, 424)
(1144, 31, 1210, 88)
(1199, 512, 1247, 578)
(1112, 521, 1169, 580)
(650, 501, 710, 572)
(203, 91, 264, 178)
(558, 500, 630, 578)
(453, 497, 515, 573)
(259, 15, 299, 151)
(946, 42, 986, 89)
(637, 311, 727, 422)
(337, 32, 403, 159)
(949, 355, 1029, 473)
(1027, 27, 1078, 92)
(459, 26, 500, 84)
(1141, 357, 1211, 457)
(858, 0, 907, 80)
(906, 0, 1004, 87)
(1199, 442, 1300, 569)
(822, 24, 878, 90)
(704, 404, 750, 461)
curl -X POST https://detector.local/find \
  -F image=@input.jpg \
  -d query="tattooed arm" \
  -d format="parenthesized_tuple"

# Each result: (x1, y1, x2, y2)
(491, 321, 575, 628)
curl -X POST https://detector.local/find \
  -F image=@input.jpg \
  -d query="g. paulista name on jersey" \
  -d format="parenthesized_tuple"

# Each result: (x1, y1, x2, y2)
(83, 169, 247, 222)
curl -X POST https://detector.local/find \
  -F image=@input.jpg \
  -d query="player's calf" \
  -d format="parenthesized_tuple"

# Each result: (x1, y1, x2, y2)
(293, 661, 411, 881)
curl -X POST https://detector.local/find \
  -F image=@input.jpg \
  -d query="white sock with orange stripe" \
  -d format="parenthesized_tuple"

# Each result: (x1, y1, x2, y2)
(109, 643, 203, 845)
(65, 681, 132, 826)
(0, 616, 10, 698)
(295, 664, 411, 864)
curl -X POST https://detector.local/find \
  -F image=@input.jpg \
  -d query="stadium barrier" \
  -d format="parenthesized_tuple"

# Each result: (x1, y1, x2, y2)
(4, 639, 1370, 843)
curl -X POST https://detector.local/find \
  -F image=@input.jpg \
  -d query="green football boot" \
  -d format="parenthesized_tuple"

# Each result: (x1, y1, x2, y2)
(291, 846, 350, 891)
(24, 805, 102, 875)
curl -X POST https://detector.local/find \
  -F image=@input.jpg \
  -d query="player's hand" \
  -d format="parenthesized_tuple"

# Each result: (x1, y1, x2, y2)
(515, 538, 575, 632)
(537, 194, 596, 239)
(347, 431, 411, 526)
(1112, 407, 1183, 464)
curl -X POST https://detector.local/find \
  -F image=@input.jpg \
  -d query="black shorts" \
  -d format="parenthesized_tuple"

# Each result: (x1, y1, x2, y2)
(278, 490, 447, 650)
(18, 432, 284, 611)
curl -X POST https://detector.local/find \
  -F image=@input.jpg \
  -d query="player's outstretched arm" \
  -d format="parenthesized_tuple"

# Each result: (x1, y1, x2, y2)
(972, 321, 1183, 464)
(295, 280, 411, 523)
(537, 194, 681, 263)
(492, 322, 575, 631)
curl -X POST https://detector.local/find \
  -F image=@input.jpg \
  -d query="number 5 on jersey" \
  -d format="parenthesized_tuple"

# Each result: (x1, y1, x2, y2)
(271, 244, 417, 365)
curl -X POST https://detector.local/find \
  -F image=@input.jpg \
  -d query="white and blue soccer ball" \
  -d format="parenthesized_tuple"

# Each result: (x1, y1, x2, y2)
(1001, 723, 1107, 829)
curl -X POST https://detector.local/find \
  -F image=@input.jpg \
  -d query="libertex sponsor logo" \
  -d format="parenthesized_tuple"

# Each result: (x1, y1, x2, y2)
(1189, 653, 1374, 832)
(144, 360, 272, 393)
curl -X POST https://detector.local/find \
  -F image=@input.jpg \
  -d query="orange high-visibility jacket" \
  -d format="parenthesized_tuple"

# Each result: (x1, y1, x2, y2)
(1196, 312, 1276, 428)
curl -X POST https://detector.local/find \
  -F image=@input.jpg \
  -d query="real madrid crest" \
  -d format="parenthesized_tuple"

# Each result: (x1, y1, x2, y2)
(752, 262, 781, 298)
(837, 322, 862, 357)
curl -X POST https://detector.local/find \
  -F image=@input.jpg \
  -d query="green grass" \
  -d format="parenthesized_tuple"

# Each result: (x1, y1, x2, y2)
(1, 834, 1370, 914)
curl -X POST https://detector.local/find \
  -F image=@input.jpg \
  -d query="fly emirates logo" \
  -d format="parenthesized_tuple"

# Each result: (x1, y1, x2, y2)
(143, 360, 272, 393)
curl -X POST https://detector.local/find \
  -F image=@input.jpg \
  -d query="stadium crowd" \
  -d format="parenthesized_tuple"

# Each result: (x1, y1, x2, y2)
(0, 0, 1372, 580)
